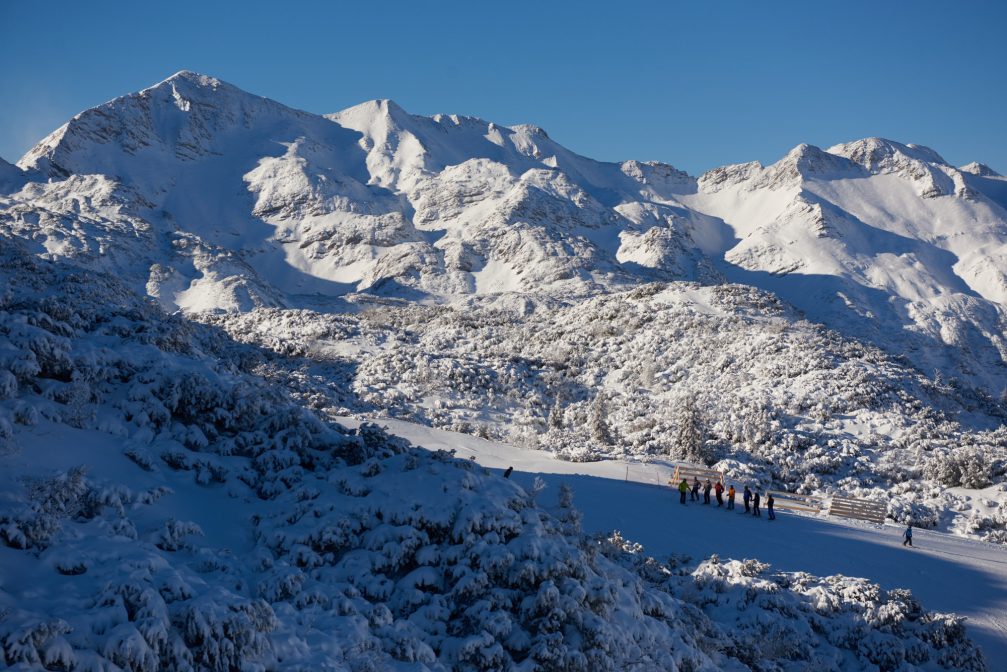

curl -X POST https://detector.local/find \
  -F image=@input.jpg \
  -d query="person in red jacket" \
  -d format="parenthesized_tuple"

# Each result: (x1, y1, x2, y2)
(714, 481, 724, 507)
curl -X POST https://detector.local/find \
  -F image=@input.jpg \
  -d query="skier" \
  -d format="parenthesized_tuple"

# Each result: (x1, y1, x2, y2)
(752, 491, 761, 517)
(703, 479, 712, 505)
(714, 481, 724, 507)
(691, 477, 701, 502)
(727, 485, 736, 510)
(677, 478, 689, 505)
(903, 524, 913, 547)
(743, 486, 752, 513)
(767, 493, 775, 520)
(503, 466, 514, 479)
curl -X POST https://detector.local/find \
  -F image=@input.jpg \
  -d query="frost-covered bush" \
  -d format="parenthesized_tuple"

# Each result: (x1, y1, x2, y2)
(924, 446, 995, 489)
(0, 234, 993, 670)
(206, 283, 1007, 540)
(609, 550, 987, 672)
(962, 501, 1007, 544)
(0, 466, 89, 549)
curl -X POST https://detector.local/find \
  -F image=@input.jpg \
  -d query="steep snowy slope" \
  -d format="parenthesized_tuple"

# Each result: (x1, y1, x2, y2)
(962, 161, 1007, 211)
(678, 140, 1007, 393)
(11, 71, 389, 311)
(8, 72, 713, 313)
(0, 157, 24, 193)
(0, 235, 987, 670)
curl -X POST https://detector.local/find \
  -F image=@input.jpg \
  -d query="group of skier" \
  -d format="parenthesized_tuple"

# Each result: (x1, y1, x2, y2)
(675, 476, 775, 520)
(673, 474, 917, 548)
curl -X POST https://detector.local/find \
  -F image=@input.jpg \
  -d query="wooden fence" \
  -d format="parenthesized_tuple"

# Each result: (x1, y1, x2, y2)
(671, 464, 724, 485)
(828, 495, 886, 524)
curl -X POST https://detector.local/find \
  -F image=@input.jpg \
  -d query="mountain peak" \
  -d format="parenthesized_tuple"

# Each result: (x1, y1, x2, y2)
(16, 71, 308, 178)
(763, 142, 859, 182)
(327, 98, 416, 137)
(510, 123, 550, 139)
(825, 137, 957, 198)
(157, 70, 223, 87)
(781, 142, 857, 171)
(827, 137, 949, 169)
(961, 161, 1002, 177)
(331, 98, 409, 119)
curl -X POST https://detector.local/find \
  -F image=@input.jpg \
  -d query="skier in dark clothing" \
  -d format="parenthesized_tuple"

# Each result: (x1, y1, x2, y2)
(503, 466, 513, 479)
(767, 494, 775, 520)
(714, 481, 724, 507)
(703, 480, 712, 505)
(903, 524, 913, 547)
(691, 477, 701, 502)
(677, 478, 689, 505)
(743, 486, 752, 513)
(752, 491, 761, 517)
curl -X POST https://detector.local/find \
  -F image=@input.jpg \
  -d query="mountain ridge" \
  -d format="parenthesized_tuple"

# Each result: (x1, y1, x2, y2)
(3, 71, 1007, 396)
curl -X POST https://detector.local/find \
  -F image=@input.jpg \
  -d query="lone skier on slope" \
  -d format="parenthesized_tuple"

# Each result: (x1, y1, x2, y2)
(903, 524, 913, 547)
(727, 485, 736, 510)
(714, 481, 724, 507)
(752, 491, 761, 517)
(767, 493, 775, 520)
(743, 486, 752, 513)
(678, 478, 689, 505)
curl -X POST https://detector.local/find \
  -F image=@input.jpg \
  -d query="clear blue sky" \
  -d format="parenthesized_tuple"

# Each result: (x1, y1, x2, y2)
(2, 1, 1005, 175)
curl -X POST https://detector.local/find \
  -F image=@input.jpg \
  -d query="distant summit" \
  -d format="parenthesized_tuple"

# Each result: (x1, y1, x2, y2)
(961, 161, 1002, 177)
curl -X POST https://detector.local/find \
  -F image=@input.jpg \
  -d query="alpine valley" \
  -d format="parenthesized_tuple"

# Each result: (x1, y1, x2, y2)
(1, 71, 1006, 670)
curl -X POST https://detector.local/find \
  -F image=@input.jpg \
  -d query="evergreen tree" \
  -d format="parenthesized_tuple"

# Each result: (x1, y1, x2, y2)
(672, 396, 712, 465)
(548, 394, 565, 431)
(590, 393, 614, 446)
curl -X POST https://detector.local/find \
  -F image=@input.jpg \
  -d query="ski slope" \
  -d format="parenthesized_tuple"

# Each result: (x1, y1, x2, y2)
(342, 417, 1007, 668)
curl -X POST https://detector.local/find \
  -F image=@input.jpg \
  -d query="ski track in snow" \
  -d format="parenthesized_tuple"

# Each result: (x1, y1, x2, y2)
(342, 416, 1007, 668)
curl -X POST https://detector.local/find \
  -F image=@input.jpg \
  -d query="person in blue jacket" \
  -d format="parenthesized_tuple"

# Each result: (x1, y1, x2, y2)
(903, 524, 913, 547)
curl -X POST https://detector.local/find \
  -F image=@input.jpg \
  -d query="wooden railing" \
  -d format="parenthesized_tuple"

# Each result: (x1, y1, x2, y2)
(828, 495, 886, 524)
(670, 464, 724, 485)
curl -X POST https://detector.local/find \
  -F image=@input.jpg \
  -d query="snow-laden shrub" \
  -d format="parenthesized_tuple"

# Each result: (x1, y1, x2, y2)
(0, 466, 89, 549)
(0, 237, 992, 670)
(924, 446, 996, 489)
(204, 285, 1007, 542)
(962, 501, 1007, 544)
(0, 617, 73, 668)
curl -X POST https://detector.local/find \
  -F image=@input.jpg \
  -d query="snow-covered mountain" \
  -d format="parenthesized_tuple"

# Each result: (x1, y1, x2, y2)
(681, 140, 1007, 394)
(3, 72, 1007, 668)
(4, 71, 1007, 396)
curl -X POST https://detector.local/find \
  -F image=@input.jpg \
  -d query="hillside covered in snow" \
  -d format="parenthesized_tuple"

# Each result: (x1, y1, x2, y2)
(2, 71, 1007, 668)
(0, 235, 990, 670)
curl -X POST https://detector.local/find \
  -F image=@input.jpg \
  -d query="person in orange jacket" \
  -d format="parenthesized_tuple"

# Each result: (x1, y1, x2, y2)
(714, 481, 725, 507)
(727, 485, 736, 510)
